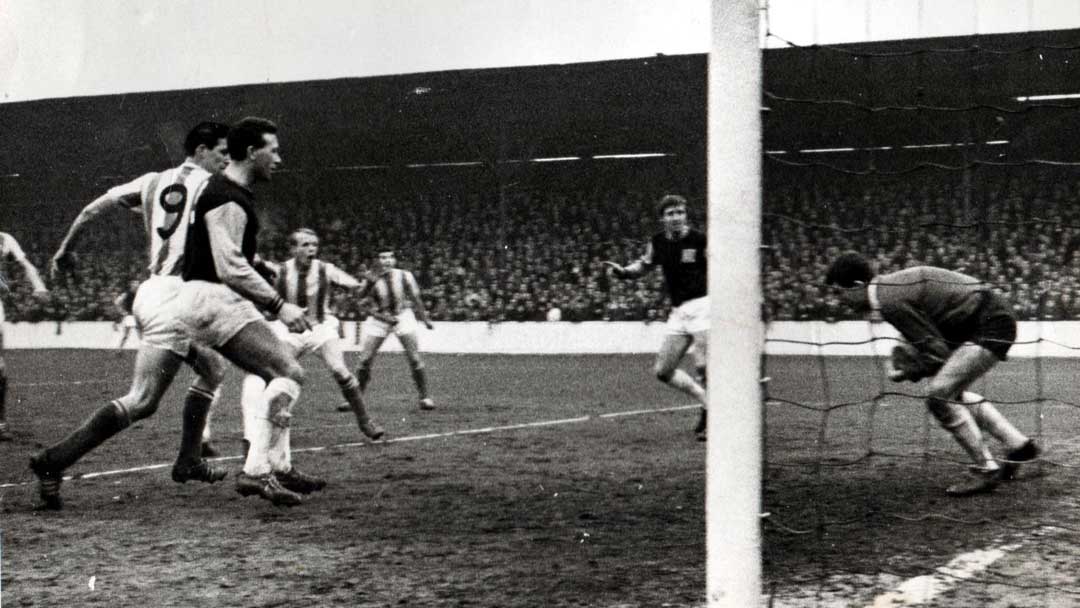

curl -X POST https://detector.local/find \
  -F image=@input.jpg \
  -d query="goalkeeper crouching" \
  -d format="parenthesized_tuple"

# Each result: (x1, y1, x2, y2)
(826, 251, 1040, 497)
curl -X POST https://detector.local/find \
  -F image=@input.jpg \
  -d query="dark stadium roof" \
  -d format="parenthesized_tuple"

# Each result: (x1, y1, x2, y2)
(763, 28, 1080, 162)
(1, 27, 1077, 181)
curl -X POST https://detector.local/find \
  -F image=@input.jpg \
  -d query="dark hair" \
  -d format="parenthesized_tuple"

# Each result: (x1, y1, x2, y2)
(227, 116, 278, 161)
(825, 251, 874, 288)
(183, 122, 230, 157)
(288, 227, 319, 247)
(655, 194, 688, 218)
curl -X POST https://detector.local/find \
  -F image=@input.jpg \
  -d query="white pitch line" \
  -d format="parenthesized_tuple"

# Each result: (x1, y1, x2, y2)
(866, 542, 1023, 607)
(0, 403, 698, 490)
(13, 379, 110, 388)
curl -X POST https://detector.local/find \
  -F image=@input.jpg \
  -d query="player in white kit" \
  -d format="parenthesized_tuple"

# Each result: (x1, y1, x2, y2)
(0, 232, 49, 441)
(239, 228, 384, 475)
(31, 122, 232, 510)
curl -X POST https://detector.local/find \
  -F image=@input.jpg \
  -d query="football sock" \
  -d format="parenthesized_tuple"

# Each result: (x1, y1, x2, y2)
(0, 371, 7, 422)
(667, 369, 707, 408)
(410, 364, 429, 400)
(240, 375, 267, 444)
(178, 387, 215, 462)
(356, 364, 371, 392)
(946, 407, 996, 470)
(44, 401, 131, 471)
(337, 374, 372, 421)
(265, 378, 300, 475)
(962, 391, 1029, 451)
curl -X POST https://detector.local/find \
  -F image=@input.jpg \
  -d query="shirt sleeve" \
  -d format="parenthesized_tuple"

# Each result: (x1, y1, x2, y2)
(204, 203, 283, 311)
(1, 233, 26, 262)
(638, 241, 656, 267)
(326, 263, 361, 288)
(105, 172, 157, 213)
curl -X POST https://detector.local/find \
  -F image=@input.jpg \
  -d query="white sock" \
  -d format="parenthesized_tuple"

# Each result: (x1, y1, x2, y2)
(265, 378, 300, 474)
(201, 388, 221, 443)
(962, 391, 1028, 451)
(947, 407, 997, 470)
(241, 375, 267, 444)
(667, 369, 707, 408)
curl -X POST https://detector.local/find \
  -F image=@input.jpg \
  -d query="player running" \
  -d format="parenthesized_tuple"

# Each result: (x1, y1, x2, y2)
(0, 231, 49, 441)
(344, 249, 436, 411)
(604, 194, 708, 440)
(240, 227, 384, 474)
(177, 117, 315, 506)
(32, 122, 232, 510)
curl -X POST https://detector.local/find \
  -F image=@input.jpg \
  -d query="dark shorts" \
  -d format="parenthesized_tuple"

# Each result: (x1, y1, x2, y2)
(957, 292, 1016, 361)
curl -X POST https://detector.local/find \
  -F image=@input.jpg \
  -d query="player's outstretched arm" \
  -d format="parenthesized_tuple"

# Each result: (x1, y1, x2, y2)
(3, 234, 49, 295)
(603, 259, 646, 279)
(51, 194, 123, 278)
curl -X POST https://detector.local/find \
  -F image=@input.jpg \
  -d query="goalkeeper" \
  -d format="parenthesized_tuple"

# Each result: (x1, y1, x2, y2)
(826, 251, 1040, 497)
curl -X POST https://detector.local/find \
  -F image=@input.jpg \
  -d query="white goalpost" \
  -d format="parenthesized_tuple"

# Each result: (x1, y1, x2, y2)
(707, 0, 763, 606)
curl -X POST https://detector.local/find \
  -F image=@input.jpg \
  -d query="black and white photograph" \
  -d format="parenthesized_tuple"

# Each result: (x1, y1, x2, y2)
(3, 1, 1080, 606)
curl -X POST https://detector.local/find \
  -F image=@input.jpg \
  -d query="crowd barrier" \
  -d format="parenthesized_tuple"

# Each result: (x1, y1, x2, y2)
(7, 321, 1078, 357)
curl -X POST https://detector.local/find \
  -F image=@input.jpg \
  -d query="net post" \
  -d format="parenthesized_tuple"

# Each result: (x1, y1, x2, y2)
(707, 0, 763, 606)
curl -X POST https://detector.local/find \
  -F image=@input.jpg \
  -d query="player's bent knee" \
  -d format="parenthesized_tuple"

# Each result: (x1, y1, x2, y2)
(926, 396, 962, 428)
(126, 398, 161, 422)
(283, 361, 306, 386)
(200, 359, 227, 388)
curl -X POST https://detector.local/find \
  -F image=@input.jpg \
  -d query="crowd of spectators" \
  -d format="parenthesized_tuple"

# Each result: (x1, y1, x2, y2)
(763, 167, 1080, 322)
(6, 166, 1080, 324)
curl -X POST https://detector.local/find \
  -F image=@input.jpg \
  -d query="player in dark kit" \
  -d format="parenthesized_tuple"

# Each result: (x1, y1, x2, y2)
(177, 117, 317, 506)
(604, 194, 709, 440)
(826, 251, 1041, 496)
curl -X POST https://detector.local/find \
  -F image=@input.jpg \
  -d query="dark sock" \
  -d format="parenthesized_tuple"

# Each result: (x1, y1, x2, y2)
(178, 388, 215, 462)
(337, 375, 371, 421)
(0, 371, 7, 422)
(44, 401, 130, 471)
(411, 366, 429, 400)
(356, 365, 371, 392)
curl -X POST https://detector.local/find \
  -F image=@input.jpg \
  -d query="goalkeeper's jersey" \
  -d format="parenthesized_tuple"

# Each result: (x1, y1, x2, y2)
(873, 266, 997, 355)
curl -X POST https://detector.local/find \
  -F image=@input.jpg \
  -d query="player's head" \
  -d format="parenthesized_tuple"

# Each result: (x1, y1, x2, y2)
(228, 117, 281, 181)
(376, 249, 397, 272)
(184, 122, 230, 173)
(655, 194, 689, 233)
(288, 228, 319, 263)
(826, 251, 874, 309)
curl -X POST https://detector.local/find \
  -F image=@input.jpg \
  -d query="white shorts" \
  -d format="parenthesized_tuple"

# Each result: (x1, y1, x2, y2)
(362, 308, 418, 340)
(665, 296, 709, 336)
(175, 280, 265, 348)
(121, 314, 137, 330)
(270, 317, 341, 357)
(132, 275, 191, 356)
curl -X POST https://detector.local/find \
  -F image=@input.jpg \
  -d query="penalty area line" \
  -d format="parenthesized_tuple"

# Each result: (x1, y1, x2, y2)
(1, 403, 700, 490)
(864, 541, 1023, 607)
